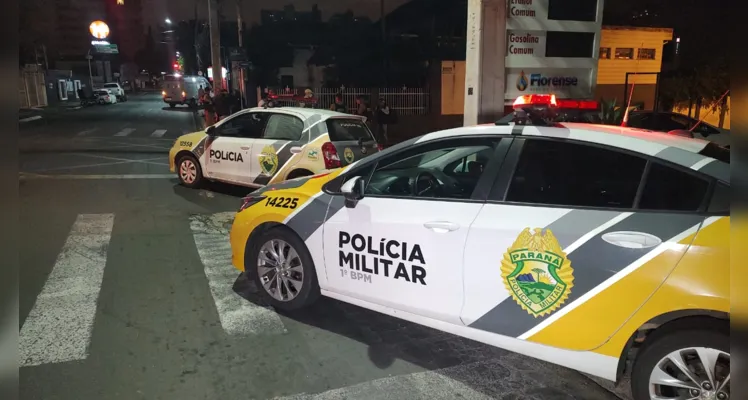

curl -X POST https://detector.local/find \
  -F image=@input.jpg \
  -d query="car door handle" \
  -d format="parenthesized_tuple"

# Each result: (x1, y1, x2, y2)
(423, 221, 460, 233)
(240, 146, 250, 150)
(290, 146, 303, 154)
(601, 231, 662, 249)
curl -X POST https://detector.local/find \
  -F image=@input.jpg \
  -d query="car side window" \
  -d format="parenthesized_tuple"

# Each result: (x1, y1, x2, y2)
(219, 112, 268, 138)
(638, 162, 710, 211)
(506, 139, 646, 208)
(263, 114, 304, 141)
(361, 138, 500, 200)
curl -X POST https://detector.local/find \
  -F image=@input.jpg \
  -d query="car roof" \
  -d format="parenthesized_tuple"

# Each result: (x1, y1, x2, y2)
(214, 107, 366, 138)
(413, 122, 729, 182)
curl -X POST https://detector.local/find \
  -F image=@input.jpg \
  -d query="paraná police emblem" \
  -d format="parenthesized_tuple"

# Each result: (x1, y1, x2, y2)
(259, 145, 279, 175)
(501, 228, 574, 318)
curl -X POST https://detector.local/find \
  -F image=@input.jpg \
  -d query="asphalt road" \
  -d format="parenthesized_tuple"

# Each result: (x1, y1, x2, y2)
(19, 94, 624, 400)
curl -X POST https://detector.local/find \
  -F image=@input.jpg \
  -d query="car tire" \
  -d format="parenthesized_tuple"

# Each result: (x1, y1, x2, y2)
(631, 323, 729, 400)
(169, 103, 176, 108)
(176, 154, 204, 188)
(247, 226, 321, 311)
(123, 95, 128, 102)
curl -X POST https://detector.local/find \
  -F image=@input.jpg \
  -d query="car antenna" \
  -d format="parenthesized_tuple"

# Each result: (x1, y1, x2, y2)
(621, 43, 644, 127)
(688, 89, 730, 133)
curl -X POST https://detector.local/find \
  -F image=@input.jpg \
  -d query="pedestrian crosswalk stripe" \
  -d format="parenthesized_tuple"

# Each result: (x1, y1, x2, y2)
(19, 214, 115, 367)
(271, 360, 499, 400)
(190, 213, 287, 335)
(150, 129, 167, 138)
(76, 128, 98, 136)
(114, 128, 135, 137)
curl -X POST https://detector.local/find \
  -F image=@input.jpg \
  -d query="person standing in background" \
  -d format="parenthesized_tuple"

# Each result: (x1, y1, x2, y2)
(330, 93, 347, 113)
(375, 98, 397, 145)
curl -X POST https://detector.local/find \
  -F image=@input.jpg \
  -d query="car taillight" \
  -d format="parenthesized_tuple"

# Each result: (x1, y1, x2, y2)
(321, 142, 341, 169)
(239, 195, 265, 212)
(182, 91, 186, 97)
(377, 144, 384, 151)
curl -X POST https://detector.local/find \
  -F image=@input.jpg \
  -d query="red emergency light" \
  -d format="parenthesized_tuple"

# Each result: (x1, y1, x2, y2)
(513, 94, 557, 108)
(513, 94, 598, 110)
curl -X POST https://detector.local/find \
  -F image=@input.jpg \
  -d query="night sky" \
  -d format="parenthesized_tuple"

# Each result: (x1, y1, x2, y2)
(142, 0, 411, 30)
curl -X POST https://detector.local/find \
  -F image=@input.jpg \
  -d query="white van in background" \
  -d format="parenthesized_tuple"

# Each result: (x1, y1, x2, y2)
(161, 74, 211, 108)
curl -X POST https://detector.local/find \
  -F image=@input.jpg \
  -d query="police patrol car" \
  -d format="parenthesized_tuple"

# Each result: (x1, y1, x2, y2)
(229, 95, 730, 400)
(169, 107, 380, 188)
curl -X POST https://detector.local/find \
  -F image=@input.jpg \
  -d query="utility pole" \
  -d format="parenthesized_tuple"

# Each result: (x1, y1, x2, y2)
(208, 0, 223, 90)
(236, 0, 245, 108)
(381, 0, 387, 85)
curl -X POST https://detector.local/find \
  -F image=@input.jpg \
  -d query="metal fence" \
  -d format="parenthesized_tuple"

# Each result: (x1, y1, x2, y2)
(263, 87, 430, 115)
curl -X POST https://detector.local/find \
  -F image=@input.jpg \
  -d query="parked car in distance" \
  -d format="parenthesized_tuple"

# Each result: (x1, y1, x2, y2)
(95, 89, 117, 105)
(103, 82, 127, 102)
(627, 111, 730, 147)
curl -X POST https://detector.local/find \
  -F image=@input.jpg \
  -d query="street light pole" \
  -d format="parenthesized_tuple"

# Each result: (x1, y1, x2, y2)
(86, 49, 94, 90)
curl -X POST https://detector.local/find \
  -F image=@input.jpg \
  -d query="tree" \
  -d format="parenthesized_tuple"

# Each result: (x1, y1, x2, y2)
(531, 268, 544, 283)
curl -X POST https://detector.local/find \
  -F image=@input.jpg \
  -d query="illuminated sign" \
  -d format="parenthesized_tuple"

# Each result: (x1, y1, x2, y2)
(509, 0, 536, 17)
(506, 68, 590, 99)
(507, 31, 545, 56)
(89, 21, 110, 39)
(91, 40, 110, 45)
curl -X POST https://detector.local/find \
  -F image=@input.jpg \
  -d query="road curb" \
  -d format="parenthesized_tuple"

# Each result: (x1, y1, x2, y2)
(19, 115, 43, 123)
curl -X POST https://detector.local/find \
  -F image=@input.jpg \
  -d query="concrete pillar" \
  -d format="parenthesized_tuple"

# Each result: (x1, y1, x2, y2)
(464, 0, 507, 125)
(208, 0, 223, 90)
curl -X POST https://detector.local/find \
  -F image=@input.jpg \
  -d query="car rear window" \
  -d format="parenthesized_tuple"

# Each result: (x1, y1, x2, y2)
(326, 119, 373, 142)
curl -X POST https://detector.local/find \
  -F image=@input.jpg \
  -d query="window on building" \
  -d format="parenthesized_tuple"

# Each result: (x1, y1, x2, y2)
(637, 48, 656, 60)
(615, 48, 634, 59)
(600, 47, 611, 59)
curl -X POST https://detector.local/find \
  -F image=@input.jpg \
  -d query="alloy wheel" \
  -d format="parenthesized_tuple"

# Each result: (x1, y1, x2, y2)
(649, 347, 730, 400)
(179, 159, 197, 184)
(257, 239, 304, 302)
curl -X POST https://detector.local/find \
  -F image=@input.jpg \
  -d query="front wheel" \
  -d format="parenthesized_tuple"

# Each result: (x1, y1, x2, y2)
(248, 227, 320, 311)
(631, 326, 730, 400)
(176, 154, 204, 188)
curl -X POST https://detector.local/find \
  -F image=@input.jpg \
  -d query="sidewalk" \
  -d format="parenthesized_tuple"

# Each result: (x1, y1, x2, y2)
(19, 103, 83, 123)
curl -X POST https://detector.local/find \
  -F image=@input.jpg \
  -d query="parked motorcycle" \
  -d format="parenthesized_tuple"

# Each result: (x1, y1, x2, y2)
(79, 93, 99, 107)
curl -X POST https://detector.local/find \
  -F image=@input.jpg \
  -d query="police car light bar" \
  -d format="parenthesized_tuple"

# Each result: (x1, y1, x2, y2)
(513, 94, 557, 108)
(513, 94, 598, 110)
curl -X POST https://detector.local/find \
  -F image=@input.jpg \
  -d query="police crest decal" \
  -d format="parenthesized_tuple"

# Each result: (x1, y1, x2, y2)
(259, 145, 279, 175)
(501, 228, 574, 318)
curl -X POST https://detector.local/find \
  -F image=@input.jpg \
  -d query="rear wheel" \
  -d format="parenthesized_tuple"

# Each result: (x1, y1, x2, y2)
(247, 227, 320, 311)
(631, 327, 730, 400)
(177, 154, 204, 188)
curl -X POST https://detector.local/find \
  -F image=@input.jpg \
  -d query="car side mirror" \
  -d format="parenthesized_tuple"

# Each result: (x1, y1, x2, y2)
(206, 126, 217, 137)
(341, 176, 365, 208)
